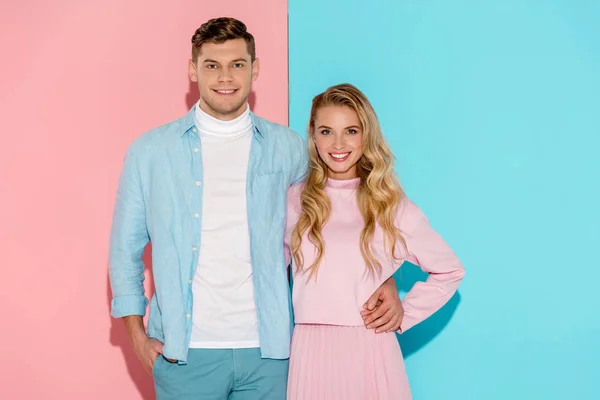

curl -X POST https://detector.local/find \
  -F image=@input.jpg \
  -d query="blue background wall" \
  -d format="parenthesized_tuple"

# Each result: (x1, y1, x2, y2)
(289, 1, 600, 398)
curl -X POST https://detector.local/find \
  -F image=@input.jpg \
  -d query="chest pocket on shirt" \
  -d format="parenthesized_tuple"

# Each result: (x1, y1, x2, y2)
(251, 171, 286, 235)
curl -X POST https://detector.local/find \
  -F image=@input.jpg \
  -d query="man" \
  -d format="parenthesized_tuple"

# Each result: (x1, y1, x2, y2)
(109, 17, 404, 400)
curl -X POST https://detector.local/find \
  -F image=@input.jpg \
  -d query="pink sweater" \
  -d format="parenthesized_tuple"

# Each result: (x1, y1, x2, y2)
(284, 177, 465, 332)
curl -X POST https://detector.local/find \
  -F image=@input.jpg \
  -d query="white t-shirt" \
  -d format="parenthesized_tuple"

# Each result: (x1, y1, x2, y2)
(189, 102, 260, 348)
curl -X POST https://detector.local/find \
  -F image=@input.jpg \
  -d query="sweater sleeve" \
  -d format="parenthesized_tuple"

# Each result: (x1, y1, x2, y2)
(398, 198, 465, 333)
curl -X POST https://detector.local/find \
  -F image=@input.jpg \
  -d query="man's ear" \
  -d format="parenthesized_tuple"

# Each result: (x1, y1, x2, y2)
(188, 59, 198, 82)
(251, 58, 260, 82)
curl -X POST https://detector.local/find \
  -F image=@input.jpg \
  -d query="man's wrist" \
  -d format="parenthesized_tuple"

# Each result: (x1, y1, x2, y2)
(131, 330, 149, 346)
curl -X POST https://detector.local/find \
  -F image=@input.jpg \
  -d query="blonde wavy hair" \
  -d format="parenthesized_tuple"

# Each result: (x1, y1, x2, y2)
(291, 83, 407, 280)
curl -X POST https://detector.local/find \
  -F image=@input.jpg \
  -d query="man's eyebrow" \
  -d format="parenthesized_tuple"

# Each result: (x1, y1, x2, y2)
(202, 58, 249, 63)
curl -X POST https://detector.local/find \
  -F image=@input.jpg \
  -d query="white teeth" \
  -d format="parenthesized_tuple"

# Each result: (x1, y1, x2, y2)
(216, 90, 235, 94)
(331, 153, 349, 159)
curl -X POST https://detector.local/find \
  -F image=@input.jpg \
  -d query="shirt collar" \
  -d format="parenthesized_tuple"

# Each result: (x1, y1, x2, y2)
(179, 105, 265, 139)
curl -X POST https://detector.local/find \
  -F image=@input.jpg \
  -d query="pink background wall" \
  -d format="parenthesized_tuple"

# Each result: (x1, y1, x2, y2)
(0, 1, 287, 399)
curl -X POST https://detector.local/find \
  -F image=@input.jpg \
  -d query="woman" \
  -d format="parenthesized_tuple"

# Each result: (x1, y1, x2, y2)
(284, 84, 465, 399)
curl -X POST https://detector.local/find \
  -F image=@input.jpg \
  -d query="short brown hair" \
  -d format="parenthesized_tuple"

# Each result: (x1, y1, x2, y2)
(191, 17, 256, 62)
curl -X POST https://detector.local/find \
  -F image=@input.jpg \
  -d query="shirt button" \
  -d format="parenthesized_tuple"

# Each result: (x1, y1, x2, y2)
(195, 181, 201, 186)
(188, 279, 193, 284)
(194, 213, 199, 218)
(192, 127, 197, 133)
(192, 246, 197, 252)
(193, 148, 199, 153)
(186, 314, 191, 318)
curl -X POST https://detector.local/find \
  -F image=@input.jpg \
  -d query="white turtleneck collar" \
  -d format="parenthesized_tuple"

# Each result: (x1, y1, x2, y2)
(194, 101, 252, 139)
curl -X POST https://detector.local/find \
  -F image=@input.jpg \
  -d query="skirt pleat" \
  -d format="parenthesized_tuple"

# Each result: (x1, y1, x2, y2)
(287, 324, 412, 400)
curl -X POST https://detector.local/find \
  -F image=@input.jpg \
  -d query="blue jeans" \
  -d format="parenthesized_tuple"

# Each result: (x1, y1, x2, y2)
(153, 348, 289, 400)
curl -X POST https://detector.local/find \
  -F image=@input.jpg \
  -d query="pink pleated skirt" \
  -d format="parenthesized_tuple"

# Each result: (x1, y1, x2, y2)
(287, 324, 412, 400)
